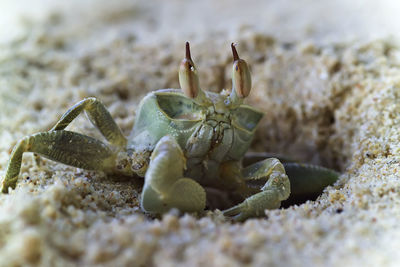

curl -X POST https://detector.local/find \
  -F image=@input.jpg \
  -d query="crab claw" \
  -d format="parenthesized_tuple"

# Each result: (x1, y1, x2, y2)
(179, 42, 201, 99)
(231, 43, 252, 98)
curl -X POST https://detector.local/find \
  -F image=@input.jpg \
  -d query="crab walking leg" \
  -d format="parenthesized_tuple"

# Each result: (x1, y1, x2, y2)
(283, 163, 339, 197)
(140, 136, 206, 214)
(1, 131, 118, 193)
(242, 151, 296, 166)
(223, 158, 290, 221)
(243, 153, 339, 198)
(51, 97, 127, 147)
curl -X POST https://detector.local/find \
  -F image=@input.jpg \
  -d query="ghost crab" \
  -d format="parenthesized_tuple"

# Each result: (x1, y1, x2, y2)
(1, 42, 339, 221)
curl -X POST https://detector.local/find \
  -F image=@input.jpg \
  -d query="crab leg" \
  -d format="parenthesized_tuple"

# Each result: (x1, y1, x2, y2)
(51, 97, 127, 148)
(282, 162, 339, 199)
(140, 135, 206, 214)
(242, 151, 296, 165)
(243, 152, 339, 201)
(223, 158, 290, 221)
(1, 131, 118, 193)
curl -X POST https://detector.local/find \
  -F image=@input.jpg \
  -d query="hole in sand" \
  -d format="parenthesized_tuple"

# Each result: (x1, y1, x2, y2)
(241, 46, 352, 208)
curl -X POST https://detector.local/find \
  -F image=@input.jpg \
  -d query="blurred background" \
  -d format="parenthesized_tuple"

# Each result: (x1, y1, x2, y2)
(1, 0, 400, 45)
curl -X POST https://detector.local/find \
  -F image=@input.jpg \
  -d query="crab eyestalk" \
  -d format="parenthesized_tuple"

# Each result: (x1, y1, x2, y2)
(179, 42, 208, 104)
(228, 43, 252, 107)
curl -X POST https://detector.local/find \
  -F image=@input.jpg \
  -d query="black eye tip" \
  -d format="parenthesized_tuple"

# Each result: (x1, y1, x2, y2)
(185, 42, 192, 61)
(231, 43, 239, 61)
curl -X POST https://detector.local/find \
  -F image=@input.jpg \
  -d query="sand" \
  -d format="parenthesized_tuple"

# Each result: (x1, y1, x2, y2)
(0, 1, 400, 266)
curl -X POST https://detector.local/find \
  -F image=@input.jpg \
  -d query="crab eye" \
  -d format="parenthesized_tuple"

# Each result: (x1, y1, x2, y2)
(231, 43, 251, 98)
(179, 42, 200, 99)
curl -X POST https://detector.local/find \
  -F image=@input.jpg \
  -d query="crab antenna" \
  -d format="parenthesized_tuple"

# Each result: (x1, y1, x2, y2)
(228, 42, 252, 107)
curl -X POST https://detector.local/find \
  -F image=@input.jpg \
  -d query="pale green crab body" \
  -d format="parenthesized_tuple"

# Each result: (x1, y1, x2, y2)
(128, 89, 261, 183)
(127, 87, 272, 217)
(1, 43, 339, 221)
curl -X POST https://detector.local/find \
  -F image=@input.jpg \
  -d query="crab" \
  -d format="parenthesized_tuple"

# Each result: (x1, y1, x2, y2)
(1, 42, 339, 221)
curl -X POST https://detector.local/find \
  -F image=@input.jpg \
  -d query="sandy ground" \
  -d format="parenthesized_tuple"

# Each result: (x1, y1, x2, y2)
(0, 1, 400, 266)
